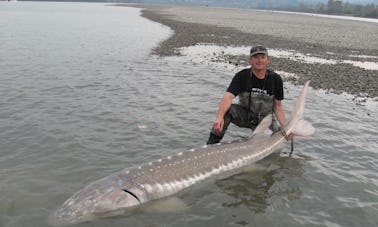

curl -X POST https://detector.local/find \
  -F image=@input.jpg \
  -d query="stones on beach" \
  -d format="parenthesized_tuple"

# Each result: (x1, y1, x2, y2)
(138, 4, 378, 99)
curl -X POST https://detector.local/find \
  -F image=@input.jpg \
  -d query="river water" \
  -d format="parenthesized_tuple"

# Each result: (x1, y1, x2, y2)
(0, 2, 377, 227)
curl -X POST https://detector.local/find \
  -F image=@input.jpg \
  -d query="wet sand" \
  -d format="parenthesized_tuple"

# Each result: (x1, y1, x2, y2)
(122, 4, 378, 98)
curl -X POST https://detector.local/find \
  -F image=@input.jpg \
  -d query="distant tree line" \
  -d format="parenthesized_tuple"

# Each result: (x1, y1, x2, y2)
(273, 0, 377, 18)
(326, 0, 377, 18)
(16, 0, 378, 19)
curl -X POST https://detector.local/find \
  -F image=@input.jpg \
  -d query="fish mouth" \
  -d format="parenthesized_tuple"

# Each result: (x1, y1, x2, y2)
(46, 211, 91, 227)
(47, 196, 98, 226)
(48, 204, 106, 226)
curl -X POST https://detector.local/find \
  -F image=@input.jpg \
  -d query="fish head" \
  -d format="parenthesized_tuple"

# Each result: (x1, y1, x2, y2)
(49, 175, 143, 225)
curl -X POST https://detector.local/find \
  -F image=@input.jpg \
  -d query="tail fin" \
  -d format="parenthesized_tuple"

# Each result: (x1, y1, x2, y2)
(285, 81, 315, 137)
(293, 119, 315, 136)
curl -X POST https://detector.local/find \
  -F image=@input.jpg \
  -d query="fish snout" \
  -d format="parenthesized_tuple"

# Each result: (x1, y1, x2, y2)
(50, 188, 142, 225)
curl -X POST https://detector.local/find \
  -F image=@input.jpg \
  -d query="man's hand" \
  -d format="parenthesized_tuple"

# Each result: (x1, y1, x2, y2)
(213, 117, 224, 135)
(212, 92, 234, 135)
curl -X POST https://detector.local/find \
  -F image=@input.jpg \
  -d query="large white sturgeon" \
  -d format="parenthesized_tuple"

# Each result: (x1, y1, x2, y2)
(51, 81, 314, 225)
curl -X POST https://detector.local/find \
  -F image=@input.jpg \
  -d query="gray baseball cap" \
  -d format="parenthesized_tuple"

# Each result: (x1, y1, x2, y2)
(250, 45, 268, 57)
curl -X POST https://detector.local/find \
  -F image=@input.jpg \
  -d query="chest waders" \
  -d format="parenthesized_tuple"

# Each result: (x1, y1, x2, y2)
(238, 71, 274, 125)
(206, 71, 276, 145)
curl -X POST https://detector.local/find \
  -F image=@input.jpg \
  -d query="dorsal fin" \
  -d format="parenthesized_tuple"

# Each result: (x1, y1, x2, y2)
(251, 115, 273, 137)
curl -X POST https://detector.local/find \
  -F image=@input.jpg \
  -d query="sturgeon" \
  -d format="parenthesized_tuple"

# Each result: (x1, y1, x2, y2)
(51, 81, 315, 225)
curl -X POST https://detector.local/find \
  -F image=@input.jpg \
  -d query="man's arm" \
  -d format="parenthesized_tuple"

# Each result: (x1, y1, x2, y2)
(273, 98, 285, 126)
(213, 92, 235, 134)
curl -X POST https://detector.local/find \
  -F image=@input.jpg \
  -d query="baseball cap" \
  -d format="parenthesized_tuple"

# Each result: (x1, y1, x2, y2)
(250, 45, 268, 57)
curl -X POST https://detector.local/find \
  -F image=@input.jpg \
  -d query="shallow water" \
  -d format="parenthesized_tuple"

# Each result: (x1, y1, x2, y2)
(1, 2, 377, 227)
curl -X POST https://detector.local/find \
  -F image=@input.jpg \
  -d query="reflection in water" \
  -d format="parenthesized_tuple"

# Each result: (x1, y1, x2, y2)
(216, 151, 305, 214)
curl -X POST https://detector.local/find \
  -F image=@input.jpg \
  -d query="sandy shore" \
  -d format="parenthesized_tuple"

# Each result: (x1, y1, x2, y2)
(122, 4, 378, 99)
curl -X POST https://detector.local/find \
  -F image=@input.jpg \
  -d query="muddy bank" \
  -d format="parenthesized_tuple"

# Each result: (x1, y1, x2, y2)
(123, 4, 378, 98)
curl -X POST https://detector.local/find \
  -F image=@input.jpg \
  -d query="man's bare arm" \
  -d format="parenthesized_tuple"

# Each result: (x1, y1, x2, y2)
(273, 99, 286, 126)
(213, 92, 235, 134)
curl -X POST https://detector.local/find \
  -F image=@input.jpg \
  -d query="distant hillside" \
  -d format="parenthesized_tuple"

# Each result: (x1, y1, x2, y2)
(131, 0, 378, 18)
(19, 0, 378, 18)
(115, 0, 378, 7)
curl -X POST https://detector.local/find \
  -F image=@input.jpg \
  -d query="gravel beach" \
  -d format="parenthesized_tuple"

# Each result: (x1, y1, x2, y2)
(123, 4, 378, 99)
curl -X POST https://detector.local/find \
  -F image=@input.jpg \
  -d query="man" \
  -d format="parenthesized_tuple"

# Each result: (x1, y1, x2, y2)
(207, 45, 286, 144)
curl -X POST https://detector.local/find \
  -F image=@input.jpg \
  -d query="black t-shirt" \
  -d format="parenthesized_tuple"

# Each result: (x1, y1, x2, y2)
(226, 68, 284, 100)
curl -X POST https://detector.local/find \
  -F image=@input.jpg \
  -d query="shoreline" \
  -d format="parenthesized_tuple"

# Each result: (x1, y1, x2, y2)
(120, 3, 378, 99)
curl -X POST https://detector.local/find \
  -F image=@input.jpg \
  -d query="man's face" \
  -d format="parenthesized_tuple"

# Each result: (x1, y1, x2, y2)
(250, 53, 269, 70)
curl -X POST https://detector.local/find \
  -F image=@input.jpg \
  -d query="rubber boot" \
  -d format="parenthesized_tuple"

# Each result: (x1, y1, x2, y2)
(206, 132, 222, 145)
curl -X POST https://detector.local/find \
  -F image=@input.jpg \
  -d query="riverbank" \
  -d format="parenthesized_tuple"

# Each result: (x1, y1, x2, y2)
(121, 4, 378, 99)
